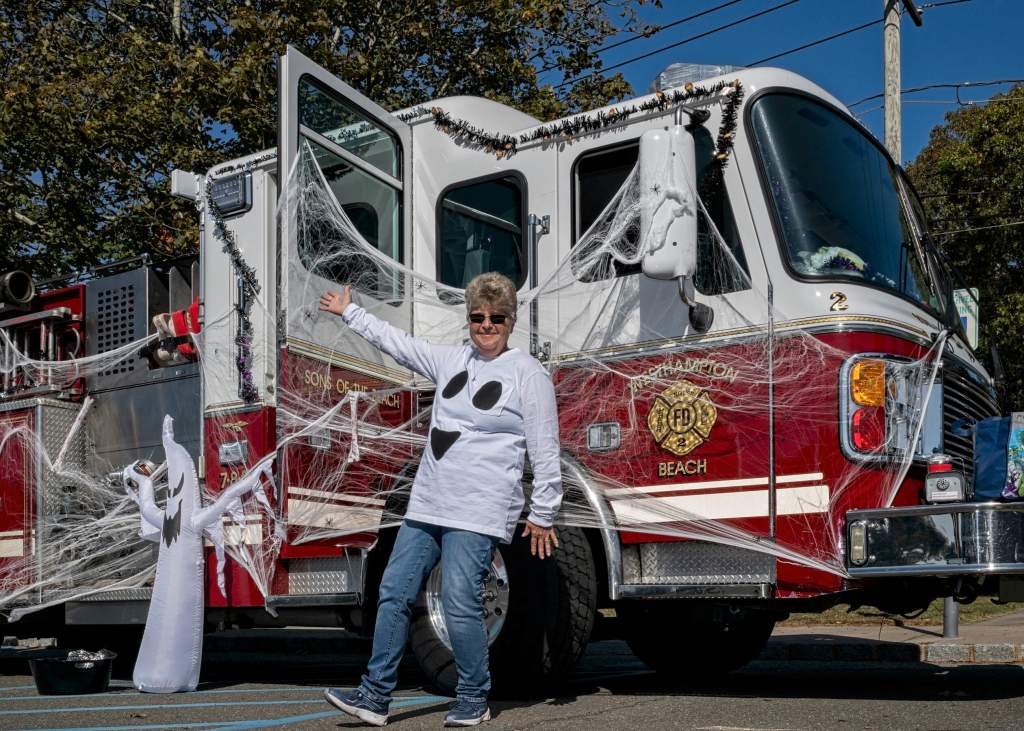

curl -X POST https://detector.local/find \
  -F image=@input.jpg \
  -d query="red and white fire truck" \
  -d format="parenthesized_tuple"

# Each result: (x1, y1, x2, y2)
(2, 47, 1019, 688)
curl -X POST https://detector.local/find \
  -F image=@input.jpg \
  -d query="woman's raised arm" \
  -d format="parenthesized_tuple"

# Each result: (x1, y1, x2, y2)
(320, 285, 448, 383)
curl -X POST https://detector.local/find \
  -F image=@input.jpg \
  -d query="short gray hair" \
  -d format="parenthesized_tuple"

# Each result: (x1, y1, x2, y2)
(465, 272, 517, 319)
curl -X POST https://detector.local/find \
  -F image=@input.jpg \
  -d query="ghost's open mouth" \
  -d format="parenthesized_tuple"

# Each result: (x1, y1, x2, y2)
(170, 473, 184, 498)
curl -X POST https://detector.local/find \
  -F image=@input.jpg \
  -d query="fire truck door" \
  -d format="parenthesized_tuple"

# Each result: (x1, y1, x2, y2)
(553, 126, 784, 546)
(274, 47, 416, 557)
(278, 45, 414, 371)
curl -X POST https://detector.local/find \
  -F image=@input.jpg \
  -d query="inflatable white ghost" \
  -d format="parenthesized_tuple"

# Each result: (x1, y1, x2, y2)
(121, 415, 273, 693)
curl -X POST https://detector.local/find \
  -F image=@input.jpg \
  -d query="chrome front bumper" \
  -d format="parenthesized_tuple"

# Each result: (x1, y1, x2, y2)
(846, 502, 1024, 577)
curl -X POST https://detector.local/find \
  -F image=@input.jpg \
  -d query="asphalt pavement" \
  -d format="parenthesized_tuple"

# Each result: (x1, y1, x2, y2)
(2, 610, 1023, 729)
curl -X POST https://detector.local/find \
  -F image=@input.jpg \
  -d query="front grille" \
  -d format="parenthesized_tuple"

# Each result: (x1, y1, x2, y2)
(943, 358, 1000, 483)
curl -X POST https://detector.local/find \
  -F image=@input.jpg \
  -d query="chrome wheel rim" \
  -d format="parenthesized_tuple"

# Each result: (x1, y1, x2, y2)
(423, 551, 510, 651)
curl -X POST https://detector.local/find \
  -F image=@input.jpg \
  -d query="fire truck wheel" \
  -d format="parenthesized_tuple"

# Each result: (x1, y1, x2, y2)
(409, 525, 597, 696)
(624, 606, 775, 679)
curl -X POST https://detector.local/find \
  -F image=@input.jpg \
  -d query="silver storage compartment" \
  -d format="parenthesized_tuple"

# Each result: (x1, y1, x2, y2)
(85, 267, 168, 391)
(83, 263, 201, 471)
(85, 366, 201, 473)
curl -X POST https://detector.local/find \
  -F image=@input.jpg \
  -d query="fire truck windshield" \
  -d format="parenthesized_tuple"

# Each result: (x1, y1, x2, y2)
(750, 92, 949, 318)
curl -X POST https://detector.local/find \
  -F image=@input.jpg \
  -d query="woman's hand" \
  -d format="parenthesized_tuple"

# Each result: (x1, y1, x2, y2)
(319, 285, 352, 316)
(522, 521, 559, 560)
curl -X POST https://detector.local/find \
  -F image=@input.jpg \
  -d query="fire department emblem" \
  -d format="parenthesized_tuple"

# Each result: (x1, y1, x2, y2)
(647, 379, 718, 457)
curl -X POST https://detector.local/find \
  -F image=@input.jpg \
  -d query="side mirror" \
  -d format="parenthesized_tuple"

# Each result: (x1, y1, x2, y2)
(638, 126, 713, 333)
(990, 343, 1006, 391)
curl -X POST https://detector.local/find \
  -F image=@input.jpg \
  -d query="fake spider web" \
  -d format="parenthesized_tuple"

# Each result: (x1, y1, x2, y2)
(0, 116, 949, 620)
(270, 138, 947, 583)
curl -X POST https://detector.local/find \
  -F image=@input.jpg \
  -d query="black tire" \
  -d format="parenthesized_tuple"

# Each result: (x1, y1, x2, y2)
(624, 604, 775, 679)
(410, 526, 597, 696)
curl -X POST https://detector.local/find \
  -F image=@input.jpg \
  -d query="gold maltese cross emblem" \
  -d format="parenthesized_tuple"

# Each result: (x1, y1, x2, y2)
(647, 379, 718, 457)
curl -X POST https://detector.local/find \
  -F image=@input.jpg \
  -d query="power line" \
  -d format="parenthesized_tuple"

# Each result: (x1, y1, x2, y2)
(745, 0, 976, 68)
(554, 0, 800, 91)
(920, 0, 974, 8)
(849, 79, 1024, 108)
(540, 0, 750, 73)
(855, 95, 1024, 119)
(935, 220, 1024, 236)
(745, 17, 880, 66)
(919, 191, 988, 199)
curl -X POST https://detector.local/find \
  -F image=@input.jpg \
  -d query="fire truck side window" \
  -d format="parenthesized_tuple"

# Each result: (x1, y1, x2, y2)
(298, 77, 400, 179)
(573, 132, 749, 294)
(574, 144, 642, 279)
(437, 175, 526, 289)
(296, 142, 403, 301)
(295, 75, 404, 302)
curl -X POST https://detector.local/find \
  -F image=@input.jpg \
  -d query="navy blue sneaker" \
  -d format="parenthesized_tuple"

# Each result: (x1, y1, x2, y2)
(444, 698, 491, 727)
(324, 687, 389, 726)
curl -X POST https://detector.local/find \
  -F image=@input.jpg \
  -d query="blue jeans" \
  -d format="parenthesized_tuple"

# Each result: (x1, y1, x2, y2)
(360, 519, 498, 704)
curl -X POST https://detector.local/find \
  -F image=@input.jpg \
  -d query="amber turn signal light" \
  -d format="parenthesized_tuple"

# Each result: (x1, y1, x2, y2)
(850, 359, 886, 407)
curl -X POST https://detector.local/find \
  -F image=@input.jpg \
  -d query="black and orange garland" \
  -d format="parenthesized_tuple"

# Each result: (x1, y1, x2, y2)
(703, 81, 744, 201)
(396, 79, 744, 175)
(396, 106, 519, 157)
(205, 152, 274, 403)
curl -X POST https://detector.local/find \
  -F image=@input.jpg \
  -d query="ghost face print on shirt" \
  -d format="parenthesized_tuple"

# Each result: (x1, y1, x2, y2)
(429, 369, 508, 460)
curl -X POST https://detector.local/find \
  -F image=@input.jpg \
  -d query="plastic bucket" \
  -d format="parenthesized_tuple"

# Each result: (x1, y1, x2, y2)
(29, 650, 117, 695)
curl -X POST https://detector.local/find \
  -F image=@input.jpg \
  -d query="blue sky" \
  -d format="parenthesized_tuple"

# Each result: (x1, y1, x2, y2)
(552, 0, 1021, 166)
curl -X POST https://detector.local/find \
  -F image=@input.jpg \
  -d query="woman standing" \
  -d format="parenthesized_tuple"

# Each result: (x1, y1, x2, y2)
(320, 272, 562, 727)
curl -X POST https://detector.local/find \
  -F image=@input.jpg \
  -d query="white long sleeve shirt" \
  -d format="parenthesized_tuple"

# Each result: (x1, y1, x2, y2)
(341, 304, 563, 542)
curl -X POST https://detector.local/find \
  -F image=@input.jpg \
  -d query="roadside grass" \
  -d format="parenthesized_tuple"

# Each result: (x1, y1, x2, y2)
(783, 598, 1023, 626)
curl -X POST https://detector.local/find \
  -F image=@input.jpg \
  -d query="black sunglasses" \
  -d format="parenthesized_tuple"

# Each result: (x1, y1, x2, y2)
(468, 313, 509, 325)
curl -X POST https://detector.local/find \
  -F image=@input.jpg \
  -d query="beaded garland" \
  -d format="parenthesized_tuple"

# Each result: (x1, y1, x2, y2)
(396, 79, 744, 175)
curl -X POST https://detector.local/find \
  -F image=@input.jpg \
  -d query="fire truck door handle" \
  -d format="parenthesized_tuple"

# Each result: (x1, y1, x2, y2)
(527, 214, 550, 361)
(526, 214, 549, 288)
(236, 274, 247, 315)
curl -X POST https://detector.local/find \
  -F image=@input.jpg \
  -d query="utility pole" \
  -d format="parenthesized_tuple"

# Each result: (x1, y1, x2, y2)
(172, 0, 182, 42)
(883, 0, 923, 164)
(884, 0, 956, 636)
(883, 0, 902, 162)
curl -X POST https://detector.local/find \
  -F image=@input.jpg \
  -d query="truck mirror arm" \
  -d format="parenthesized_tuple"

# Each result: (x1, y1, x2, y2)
(683, 108, 711, 130)
(677, 274, 714, 333)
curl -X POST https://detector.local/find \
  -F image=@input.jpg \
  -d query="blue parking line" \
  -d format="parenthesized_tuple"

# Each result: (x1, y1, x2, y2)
(0, 684, 38, 692)
(14, 723, 239, 731)
(0, 699, 322, 716)
(211, 710, 341, 731)
(12, 694, 449, 731)
(214, 695, 450, 731)
(3, 686, 323, 702)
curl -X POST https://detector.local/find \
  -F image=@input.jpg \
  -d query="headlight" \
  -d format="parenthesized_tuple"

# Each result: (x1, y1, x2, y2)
(848, 520, 868, 566)
(840, 354, 943, 462)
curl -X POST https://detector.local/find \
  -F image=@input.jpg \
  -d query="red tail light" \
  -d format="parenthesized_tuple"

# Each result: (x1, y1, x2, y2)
(851, 406, 885, 452)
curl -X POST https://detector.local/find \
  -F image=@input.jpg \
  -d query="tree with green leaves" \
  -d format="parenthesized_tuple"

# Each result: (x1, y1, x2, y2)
(1, 0, 660, 278)
(907, 84, 1024, 409)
